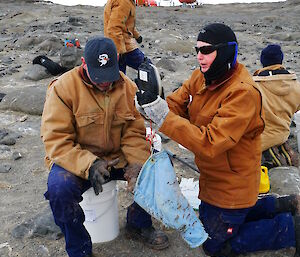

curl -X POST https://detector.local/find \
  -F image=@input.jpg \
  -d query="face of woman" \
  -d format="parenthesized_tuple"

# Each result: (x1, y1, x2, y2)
(196, 41, 217, 73)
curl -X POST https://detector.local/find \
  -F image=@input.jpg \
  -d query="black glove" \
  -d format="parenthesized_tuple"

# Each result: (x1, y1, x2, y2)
(88, 158, 119, 195)
(136, 89, 158, 106)
(136, 36, 143, 44)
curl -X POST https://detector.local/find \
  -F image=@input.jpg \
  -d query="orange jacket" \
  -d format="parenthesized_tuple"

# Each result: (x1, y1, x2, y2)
(104, 0, 140, 54)
(159, 63, 265, 209)
(253, 64, 300, 151)
(41, 67, 150, 179)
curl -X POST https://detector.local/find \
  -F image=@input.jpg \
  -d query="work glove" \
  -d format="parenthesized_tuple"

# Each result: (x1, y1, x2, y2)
(136, 91, 169, 127)
(136, 89, 158, 106)
(88, 158, 119, 195)
(142, 96, 169, 127)
(124, 163, 143, 192)
(136, 36, 143, 44)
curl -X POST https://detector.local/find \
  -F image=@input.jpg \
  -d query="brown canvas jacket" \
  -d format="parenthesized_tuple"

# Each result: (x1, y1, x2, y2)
(41, 67, 150, 179)
(104, 0, 140, 54)
(253, 64, 300, 151)
(159, 63, 265, 209)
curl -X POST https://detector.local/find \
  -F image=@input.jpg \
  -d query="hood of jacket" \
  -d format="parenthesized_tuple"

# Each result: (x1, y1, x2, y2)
(253, 64, 298, 96)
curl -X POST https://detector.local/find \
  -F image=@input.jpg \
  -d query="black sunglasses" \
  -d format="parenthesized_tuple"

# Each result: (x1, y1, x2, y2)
(195, 43, 228, 55)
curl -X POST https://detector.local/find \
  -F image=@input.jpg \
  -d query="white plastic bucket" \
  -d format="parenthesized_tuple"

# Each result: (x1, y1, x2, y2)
(79, 180, 119, 243)
(294, 111, 300, 153)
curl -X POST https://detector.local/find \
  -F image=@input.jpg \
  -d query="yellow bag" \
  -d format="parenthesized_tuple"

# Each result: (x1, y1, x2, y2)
(259, 166, 270, 194)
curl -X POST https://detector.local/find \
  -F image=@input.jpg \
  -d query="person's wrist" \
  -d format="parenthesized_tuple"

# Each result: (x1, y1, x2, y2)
(141, 95, 161, 108)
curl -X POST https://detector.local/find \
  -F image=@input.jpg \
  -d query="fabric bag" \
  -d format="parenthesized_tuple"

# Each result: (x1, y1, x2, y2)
(134, 150, 208, 248)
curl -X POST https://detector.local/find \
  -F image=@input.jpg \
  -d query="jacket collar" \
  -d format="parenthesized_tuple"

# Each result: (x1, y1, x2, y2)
(253, 64, 285, 76)
(197, 62, 239, 94)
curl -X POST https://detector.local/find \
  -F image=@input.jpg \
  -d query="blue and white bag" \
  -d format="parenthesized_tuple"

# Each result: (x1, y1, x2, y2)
(134, 150, 208, 248)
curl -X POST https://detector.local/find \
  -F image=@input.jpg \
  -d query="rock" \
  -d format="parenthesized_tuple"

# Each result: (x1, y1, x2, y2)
(35, 36, 63, 54)
(270, 32, 300, 41)
(0, 128, 8, 140)
(11, 206, 62, 240)
(0, 86, 47, 115)
(269, 166, 300, 195)
(19, 115, 28, 122)
(0, 163, 11, 173)
(156, 57, 177, 72)
(0, 93, 6, 102)
(12, 152, 22, 160)
(0, 145, 12, 159)
(23, 64, 52, 81)
(0, 136, 16, 145)
(60, 46, 83, 69)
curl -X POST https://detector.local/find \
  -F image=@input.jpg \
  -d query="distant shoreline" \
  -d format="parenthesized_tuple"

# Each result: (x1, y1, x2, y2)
(45, 0, 285, 7)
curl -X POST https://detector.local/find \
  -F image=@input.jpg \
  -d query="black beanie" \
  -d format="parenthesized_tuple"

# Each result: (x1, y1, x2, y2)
(197, 23, 238, 84)
(260, 44, 283, 67)
(197, 23, 237, 45)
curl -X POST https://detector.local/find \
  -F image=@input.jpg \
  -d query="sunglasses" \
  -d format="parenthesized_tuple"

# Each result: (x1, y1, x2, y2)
(195, 43, 228, 55)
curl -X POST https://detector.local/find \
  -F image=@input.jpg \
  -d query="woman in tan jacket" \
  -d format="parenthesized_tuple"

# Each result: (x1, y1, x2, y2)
(137, 24, 300, 257)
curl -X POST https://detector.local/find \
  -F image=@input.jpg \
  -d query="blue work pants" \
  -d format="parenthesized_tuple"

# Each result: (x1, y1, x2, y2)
(119, 48, 145, 74)
(44, 164, 152, 257)
(199, 195, 296, 256)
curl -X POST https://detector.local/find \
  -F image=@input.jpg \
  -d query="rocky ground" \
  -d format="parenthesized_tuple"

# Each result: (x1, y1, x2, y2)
(0, 0, 300, 256)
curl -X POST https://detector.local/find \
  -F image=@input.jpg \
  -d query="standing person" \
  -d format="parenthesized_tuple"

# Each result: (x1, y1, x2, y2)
(253, 44, 300, 169)
(136, 23, 300, 257)
(104, 0, 145, 74)
(41, 36, 169, 257)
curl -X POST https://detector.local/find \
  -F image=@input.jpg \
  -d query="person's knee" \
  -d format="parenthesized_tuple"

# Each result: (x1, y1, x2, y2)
(47, 165, 82, 200)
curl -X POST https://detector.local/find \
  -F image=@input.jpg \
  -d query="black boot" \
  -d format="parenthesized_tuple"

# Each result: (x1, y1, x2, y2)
(295, 216, 300, 257)
(125, 224, 169, 250)
(275, 194, 299, 215)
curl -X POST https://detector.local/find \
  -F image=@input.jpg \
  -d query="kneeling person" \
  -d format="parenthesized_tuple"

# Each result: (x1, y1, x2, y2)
(41, 36, 169, 257)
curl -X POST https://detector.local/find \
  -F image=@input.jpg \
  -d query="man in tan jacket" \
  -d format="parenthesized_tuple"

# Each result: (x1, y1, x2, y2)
(104, 0, 146, 74)
(41, 37, 168, 257)
(253, 44, 300, 169)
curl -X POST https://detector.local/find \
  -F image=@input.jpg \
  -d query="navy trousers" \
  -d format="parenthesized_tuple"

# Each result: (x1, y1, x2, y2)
(199, 195, 296, 256)
(118, 48, 145, 74)
(44, 164, 152, 257)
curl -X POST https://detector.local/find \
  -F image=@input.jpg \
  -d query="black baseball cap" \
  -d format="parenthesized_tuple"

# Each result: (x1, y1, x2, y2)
(84, 37, 120, 83)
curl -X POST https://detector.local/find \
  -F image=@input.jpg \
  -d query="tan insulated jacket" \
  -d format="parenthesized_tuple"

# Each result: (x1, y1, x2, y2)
(41, 67, 150, 179)
(253, 64, 300, 151)
(159, 63, 265, 209)
(104, 0, 140, 54)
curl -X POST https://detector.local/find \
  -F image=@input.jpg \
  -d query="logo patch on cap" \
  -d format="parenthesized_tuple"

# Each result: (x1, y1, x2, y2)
(98, 54, 110, 66)
(199, 29, 206, 34)
(227, 227, 233, 234)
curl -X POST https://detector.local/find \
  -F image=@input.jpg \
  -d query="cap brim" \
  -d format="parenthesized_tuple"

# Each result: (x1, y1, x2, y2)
(88, 65, 120, 83)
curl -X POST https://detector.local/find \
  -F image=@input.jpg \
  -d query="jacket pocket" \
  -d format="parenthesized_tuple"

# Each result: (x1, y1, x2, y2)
(76, 112, 104, 127)
(75, 112, 106, 151)
(113, 111, 136, 126)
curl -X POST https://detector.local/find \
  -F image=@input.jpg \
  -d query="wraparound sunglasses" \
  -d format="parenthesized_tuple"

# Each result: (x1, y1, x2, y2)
(195, 42, 237, 55)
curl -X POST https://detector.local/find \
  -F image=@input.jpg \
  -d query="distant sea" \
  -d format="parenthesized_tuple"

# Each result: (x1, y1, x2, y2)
(45, 0, 285, 7)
